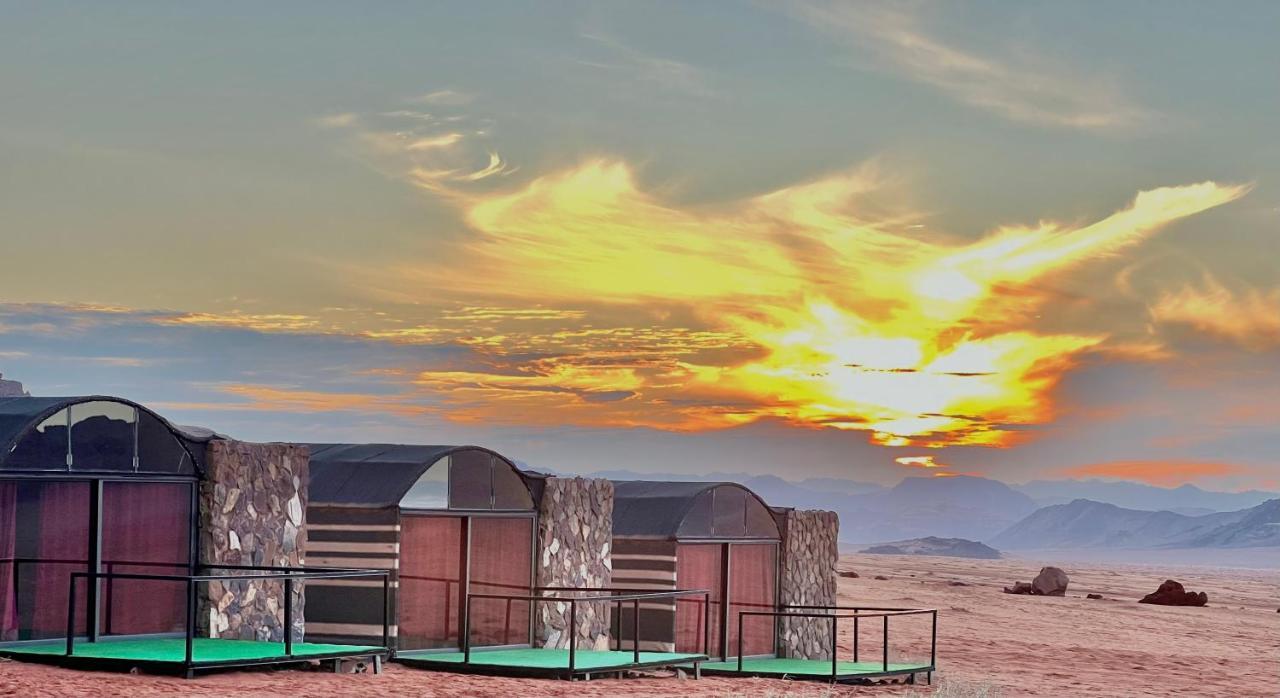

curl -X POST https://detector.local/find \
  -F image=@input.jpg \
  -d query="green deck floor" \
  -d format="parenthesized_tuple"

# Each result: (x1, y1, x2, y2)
(2, 637, 382, 664)
(702, 657, 929, 677)
(398, 648, 704, 671)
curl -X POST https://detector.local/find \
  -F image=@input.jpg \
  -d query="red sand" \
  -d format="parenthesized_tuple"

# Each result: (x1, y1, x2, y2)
(2, 553, 1276, 696)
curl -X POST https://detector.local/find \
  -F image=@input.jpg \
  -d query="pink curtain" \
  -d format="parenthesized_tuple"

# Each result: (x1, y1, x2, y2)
(30, 482, 90, 638)
(399, 516, 464, 650)
(468, 517, 532, 647)
(101, 483, 190, 636)
(0, 482, 16, 641)
(676, 544, 724, 654)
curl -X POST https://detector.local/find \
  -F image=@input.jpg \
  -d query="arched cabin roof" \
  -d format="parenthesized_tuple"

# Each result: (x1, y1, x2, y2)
(305, 443, 535, 510)
(611, 480, 781, 541)
(0, 395, 207, 475)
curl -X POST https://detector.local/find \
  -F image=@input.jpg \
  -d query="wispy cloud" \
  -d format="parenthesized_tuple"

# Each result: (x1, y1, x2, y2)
(411, 89, 475, 106)
(579, 32, 718, 98)
(1151, 275, 1280, 350)
(786, 1, 1155, 131)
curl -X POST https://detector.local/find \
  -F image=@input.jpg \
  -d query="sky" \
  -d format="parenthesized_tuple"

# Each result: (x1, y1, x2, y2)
(1, 2, 1277, 490)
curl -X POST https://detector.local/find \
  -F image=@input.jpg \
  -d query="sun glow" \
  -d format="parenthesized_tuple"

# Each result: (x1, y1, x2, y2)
(397, 161, 1247, 446)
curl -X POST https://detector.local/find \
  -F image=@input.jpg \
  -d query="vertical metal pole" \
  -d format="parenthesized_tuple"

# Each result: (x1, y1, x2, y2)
(719, 544, 731, 661)
(568, 598, 577, 676)
(882, 615, 889, 672)
(65, 574, 77, 656)
(930, 610, 937, 669)
(381, 573, 391, 650)
(463, 595, 473, 663)
(459, 516, 471, 646)
(284, 577, 294, 656)
(831, 616, 838, 682)
(735, 612, 744, 672)
(87, 480, 102, 642)
(702, 591, 710, 657)
(613, 599, 620, 652)
(184, 577, 196, 666)
(853, 613, 858, 662)
(632, 598, 639, 664)
(104, 562, 114, 636)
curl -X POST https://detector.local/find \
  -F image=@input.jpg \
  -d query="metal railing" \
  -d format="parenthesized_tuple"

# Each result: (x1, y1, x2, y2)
(461, 587, 711, 675)
(59, 564, 392, 670)
(735, 605, 937, 681)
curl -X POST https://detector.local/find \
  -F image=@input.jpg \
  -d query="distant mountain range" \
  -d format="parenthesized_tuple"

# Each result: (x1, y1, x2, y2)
(992, 498, 1280, 550)
(1011, 479, 1280, 513)
(557, 466, 1280, 548)
(861, 536, 1002, 559)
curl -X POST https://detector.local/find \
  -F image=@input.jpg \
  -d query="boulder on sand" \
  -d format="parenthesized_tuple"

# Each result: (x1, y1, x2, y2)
(1139, 580, 1208, 607)
(1003, 566, 1069, 596)
(1032, 566, 1069, 596)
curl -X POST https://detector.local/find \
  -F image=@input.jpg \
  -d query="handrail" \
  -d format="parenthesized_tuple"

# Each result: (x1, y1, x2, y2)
(461, 588, 712, 676)
(734, 606, 938, 682)
(61, 565, 392, 670)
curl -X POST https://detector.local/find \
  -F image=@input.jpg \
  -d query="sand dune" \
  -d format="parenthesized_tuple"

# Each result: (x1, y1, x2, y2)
(1, 553, 1275, 696)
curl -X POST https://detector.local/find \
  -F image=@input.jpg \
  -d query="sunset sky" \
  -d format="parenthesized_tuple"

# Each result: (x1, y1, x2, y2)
(2, 2, 1277, 489)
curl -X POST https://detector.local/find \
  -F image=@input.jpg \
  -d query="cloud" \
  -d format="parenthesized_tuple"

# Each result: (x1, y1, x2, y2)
(786, 2, 1155, 131)
(895, 455, 946, 469)
(377, 158, 1246, 446)
(1151, 275, 1280, 350)
(411, 89, 475, 106)
(579, 32, 717, 98)
(1058, 459, 1255, 488)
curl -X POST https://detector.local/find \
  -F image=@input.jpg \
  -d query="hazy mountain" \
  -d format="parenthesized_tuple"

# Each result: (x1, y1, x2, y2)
(1013, 479, 1279, 513)
(861, 536, 1001, 559)
(992, 498, 1280, 549)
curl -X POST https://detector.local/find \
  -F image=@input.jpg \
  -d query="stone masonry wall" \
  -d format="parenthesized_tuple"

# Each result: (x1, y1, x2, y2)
(777, 509, 839, 659)
(199, 440, 308, 642)
(533, 477, 613, 651)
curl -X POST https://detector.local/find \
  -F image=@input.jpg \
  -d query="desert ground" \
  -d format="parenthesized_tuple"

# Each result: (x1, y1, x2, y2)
(1, 553, 1275, 697)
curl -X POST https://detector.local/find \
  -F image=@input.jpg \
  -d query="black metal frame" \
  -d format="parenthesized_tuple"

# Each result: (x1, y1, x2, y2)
(707, 605, 938, 684)
(397, 587, 712, 680)
(21, 564, 393, 677)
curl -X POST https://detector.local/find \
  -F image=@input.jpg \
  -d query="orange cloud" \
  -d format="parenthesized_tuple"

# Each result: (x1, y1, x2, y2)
(1151, 275, 1280, 350)
(1057, 460, 1253, 488)
(894, 455, 947, 469)
(394, 161, 1246, 446)
(160, 385, 427, 417)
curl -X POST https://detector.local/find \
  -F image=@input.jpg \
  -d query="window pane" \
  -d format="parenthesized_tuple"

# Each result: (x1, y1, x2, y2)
(468, 517, 533, 646)
(492, 458, 534, 510)
(401, 456, 449, 509)
(711, 487, 749, 538)
(3, 409, 69, 471)
(5, 481, 91, 640)
(448, 450, 492, 510)
(70, 401, 136, 472)
(137, 411, 193, 475)
(399, 515, 464, 650)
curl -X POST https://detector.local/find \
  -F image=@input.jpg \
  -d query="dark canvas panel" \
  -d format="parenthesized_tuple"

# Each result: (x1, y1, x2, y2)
(468, 517, 533, 647)
(727, 543, 777, 657)
(100, 482, 191, 636)
(399, 515, 464, 650)
(448, 450, 492, 509)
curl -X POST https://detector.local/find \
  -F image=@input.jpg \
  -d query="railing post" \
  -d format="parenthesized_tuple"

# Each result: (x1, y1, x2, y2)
(930, 609, 937, 669)
(568, 598, 577, 676)
(284, 577, 294, 657)
(701, 591, 711, 655)
(882, 614, 889, 672)
(65, 573, 78, 657)
(831, 615, 838, 682)
(736, 612, 744, 672)
(185, 577, 196, 666)
(463, 594, 473, 664)
(613, 599, 621, 652)
(632, 598, 640, 664)
(853, 612, 859, 662)
(382, 572, 391, 650)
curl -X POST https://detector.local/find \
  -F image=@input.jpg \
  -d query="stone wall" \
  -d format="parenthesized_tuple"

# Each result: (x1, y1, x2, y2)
(199, 440, 308, 642)
(776, 509, 839, 659)
(532, 477, 613, 651)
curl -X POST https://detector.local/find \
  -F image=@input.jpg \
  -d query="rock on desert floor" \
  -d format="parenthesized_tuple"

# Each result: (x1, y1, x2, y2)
(1, 553, 1276, 697)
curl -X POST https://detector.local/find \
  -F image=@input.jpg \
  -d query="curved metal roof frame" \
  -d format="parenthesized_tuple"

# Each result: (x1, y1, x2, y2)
(0, 395, 206, 476)
(611, 480, 782, 540)
(305, 443, 535, 509)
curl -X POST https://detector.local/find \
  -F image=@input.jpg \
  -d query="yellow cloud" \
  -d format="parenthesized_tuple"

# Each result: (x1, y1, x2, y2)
(403, 161, 1245, 446)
